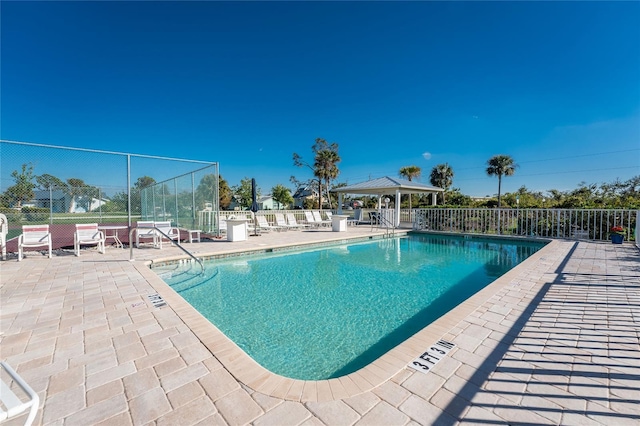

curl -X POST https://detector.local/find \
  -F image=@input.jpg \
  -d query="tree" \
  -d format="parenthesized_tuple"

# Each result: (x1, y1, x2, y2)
(271, 184, 294, 209)
(294, 138, 341, 210)
(399, 165, 421, 209)
(233, 177, 259, 210)
(218, 175, 232, 209)
(313, 138, 341, 209)
(4, 163, 36, 207)
(130, 176, 156, 214)
(446, 188, 473, 206)
(195, 174, 230, 210)
(293, 153, 322, 208)
(501, 186, 543, 208)
(486, 155, 517, 207)
(36, 173, 68, 191)
(65, 178, 99, 212)
(429, 163, 454, 204)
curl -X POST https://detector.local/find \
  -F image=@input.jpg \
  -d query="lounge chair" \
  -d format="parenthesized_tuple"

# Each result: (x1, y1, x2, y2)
(0, 213, 7, 260)
(274, 213, 298, 230)
(256, 215, 283, 232)
(135, 221, 157, 248)
(286, 213, 310, 229)
(154, 221, 180, 248)
(303, 211, 320, 227)
(74, 223, 106, 256)
(18, 224, 52, 261)
(312, 211, 331, 227)
(0, 361, 40, 426)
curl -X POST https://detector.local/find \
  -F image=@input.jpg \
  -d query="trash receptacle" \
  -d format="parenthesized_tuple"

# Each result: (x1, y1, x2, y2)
(227, 219, 248, 241)
(331, 215, 349, 232)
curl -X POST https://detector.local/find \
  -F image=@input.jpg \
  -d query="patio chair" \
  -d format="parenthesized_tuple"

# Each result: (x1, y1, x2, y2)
(312, 211, 331, 227)
(135, 221, 157, 248)
(0, 213, 7, 260)
(303, 211, 320, 227)
(274, 213, 298, 230)
(155, 221, 180, 249)
(286, 213, 310, 229)
(256, 215, 282, 232)
(0, 361, 40, 426)
(347, 209, 363, 226)
(74, 223, 106, 256)
(18, 224, 52, 261)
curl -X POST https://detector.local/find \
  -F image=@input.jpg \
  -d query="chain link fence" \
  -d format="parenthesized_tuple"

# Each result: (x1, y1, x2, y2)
(0, 140, 218, 243)
(140, 165, 220, 232)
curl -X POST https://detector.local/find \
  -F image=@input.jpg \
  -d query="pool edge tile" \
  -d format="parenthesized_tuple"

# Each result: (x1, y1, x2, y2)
(138, 233, 558, 403)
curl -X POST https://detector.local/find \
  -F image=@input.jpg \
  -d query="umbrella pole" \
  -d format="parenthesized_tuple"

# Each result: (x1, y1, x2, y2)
(251, 212, 259, 236)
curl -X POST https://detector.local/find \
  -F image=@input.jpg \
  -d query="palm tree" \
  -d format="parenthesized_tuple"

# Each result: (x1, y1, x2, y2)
(486, 155, 517, 207)
(429, 163, 454, 204)
(313, 139, 341, 209)
(399, 165, 421, 210)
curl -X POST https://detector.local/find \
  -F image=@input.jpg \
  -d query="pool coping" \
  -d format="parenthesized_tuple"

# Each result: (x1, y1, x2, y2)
(135, 232, 558, 402)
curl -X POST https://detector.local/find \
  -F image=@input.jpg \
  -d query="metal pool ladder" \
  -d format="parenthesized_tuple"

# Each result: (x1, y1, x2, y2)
(129, 226, 204, 274)
(371, 211, 396, 238)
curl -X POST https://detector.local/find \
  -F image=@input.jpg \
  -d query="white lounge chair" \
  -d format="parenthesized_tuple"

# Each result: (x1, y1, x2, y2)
(154, 221, 180, 249)
(18, 224, 52, 261)
(312, 211, 331, 227)
(274, 213, 298, 230)
(303, 211, 320, 227)
(0, 213, 8, 260)
(0, 361, 40, 426)
(74, 223, 105, 256)
(135, 221, 157, 248)
(256, 215, 282, 232)
(286, 213, 310, 229)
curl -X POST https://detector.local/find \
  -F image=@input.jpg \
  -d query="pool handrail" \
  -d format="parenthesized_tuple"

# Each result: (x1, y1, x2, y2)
(129, 226, 204, 274)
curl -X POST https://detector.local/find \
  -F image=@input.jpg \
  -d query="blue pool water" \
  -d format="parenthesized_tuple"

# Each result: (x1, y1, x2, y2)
(153, 234, 545, 380)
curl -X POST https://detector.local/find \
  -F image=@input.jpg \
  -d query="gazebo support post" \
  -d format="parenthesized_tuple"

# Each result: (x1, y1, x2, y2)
(395, 189, 401, 227)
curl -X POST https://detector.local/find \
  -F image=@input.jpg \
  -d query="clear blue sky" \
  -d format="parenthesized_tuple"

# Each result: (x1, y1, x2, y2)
(2, 1, 639, 197)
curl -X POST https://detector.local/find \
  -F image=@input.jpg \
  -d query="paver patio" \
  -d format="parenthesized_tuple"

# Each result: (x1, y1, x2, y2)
(1, 228, 638, 425)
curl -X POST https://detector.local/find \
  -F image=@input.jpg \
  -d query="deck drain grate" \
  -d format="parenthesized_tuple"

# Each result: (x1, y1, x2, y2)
(147, 293, 167, 308)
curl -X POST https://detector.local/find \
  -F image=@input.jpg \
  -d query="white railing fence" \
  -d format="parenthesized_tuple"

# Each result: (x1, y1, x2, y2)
(412, 208, 638, 242)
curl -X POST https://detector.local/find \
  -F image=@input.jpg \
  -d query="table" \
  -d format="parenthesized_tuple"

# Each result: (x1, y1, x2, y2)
(226, 219, 248, 242)
(331, 215, 349, 232)
(98, 225, 128, 248)
(187, 229, 201, 243)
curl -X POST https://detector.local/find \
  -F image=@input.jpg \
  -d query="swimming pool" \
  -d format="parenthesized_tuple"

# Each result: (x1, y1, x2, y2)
(153, 233, 545, 380)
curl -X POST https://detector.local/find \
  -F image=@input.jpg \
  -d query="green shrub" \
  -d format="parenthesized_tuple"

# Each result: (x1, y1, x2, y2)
(0, 207, 22, 223)
(21, 206, 49, 222)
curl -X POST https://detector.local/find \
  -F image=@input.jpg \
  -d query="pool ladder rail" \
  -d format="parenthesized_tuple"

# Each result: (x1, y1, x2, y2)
(371, 211, 396, 238)
(129, 226, 204, 274)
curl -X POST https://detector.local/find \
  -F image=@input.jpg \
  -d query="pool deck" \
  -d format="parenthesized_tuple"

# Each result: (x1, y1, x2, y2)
(1, 227, 639, 425)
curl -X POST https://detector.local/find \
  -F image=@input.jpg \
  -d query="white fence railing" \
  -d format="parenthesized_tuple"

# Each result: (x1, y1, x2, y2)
(412, 208, 638, 242)
(198, 209, 337, 234)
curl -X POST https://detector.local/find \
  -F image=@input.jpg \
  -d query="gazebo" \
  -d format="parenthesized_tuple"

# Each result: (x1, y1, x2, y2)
(331, 176, 444, 227)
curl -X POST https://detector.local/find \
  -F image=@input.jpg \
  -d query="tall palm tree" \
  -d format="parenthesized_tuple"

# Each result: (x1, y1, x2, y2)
(429, 163, 454, 204)
(399, 165, 421, 209)
(486, 155, 517, 207)
(313, 139, 341, 209)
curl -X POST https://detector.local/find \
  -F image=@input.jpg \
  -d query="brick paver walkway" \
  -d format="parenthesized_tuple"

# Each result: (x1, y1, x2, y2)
(1, 231, 638, 425)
